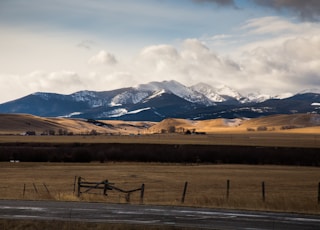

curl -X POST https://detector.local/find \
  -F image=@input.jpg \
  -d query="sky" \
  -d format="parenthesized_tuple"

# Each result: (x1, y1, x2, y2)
(0, 0, 320, 103)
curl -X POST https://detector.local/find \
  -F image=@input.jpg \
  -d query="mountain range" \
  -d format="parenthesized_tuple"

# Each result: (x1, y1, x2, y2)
(0, 80, 319, 121)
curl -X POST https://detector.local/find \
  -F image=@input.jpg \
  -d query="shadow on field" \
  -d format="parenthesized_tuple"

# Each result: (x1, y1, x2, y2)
(0, 143, 319, 166)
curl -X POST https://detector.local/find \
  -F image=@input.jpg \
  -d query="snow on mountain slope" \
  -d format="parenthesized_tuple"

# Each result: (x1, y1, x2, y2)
(32, 92, 51, 100)
(191, 83, 225, 102)
(60, 112, 83, 118)
(71, 91, 105, 108)
(142, 89, 166, 102)
(246, 92, 271, 103)
(33, 81, 272, 110)
(128, 107, 151, 114)
(99, 108, 128, 118)
(72, 91, 97, 101)
(97, 107, 152, 118)
(273, 93, 294, 100)
(2, 80, 319, 121)
(135, 80, 214, 105)
(216, 85, 243, 101)
(190, 82, 265, 103)
(298, 88, 320, 94)
(110, 90, 149, 106)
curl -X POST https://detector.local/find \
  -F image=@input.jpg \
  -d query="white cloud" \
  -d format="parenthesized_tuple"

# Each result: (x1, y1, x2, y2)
(241, 16, 301, 35)
(25, 71, 85, 92)
(283, 36, 320, 61)
(130, 39, 241, 87)
(137, 44, 179, 74)
(0, 25, 92, 74)
(232, 17, 320, 94)
(0, 70, 86, 103)
(88, 50, 117, 66)
(1, 14, 320, 104)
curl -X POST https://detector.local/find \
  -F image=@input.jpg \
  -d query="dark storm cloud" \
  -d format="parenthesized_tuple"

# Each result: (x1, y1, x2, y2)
(192, 0, 320, 21)
(252, 0, 320, 21)
(192, 0, 236, 7)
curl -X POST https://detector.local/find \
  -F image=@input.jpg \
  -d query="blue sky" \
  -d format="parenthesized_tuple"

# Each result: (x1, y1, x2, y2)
(0, 0, 320, 103)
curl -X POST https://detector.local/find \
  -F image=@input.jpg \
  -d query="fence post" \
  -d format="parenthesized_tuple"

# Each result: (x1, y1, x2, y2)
(43, 183, 50, 194)
(23, 184, 26, 197)
(262, 181, 265, 202)
(181, 181, 188, 203)
(318, 182, 320, 204)
(77, 177, 82, 197)
(126, 193, 131, 203)
(103, 180, 108, 196)
(226, 180, 230, 200)
(140, 183, 145, 204)
(73, 176, 77, 194)
(33, 183, 38, 194)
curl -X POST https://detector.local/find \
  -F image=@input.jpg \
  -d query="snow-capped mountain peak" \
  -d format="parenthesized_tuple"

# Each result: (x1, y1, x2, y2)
(1, 79, 319, 121)
(109, 90, 149, 106)
(190, 83, 225, 102)
(216, 85, 243, 100)
(273, 92, 293, 100)
(135, 80, 214, 106)
(298, 88, 320, 94)
(135, 80, 188, 96)
(246, 92, 271, 103)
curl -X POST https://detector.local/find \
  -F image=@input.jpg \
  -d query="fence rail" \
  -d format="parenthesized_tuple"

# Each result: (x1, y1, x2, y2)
(76, 176, 144, 203)
(3, 177, 317, 212)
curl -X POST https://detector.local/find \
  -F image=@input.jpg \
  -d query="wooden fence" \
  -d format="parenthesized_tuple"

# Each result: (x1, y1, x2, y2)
(74, 178, 320, 205)
(18, 178, 320, 207)
(76, 176, 144, 203)
(22, 183, 51, 197)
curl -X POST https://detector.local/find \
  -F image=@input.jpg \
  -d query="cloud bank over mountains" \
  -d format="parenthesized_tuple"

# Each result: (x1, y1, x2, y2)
(0, 0, 319, 103)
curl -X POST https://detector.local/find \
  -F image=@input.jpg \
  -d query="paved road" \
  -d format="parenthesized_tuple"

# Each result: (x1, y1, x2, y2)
(0, 200, 320, 229)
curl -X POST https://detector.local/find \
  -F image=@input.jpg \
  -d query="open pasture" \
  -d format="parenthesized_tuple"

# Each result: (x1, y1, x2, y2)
(0, 162, 319, 214)
(0, 132, 320, 148)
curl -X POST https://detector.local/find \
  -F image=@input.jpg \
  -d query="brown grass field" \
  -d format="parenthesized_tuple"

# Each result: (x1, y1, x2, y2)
(1, 162, 320, 214)
(0, 113, 319, 148)
(0, 113, 320, 136)
(0, 113, 320, 228)
(0, 132, 319, 148)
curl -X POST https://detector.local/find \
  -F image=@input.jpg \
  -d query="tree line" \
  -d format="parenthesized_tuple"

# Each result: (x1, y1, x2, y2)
(0, 143, 319, 166)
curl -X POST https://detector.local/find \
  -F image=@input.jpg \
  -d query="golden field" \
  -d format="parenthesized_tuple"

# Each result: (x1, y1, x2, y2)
(0, 113, 319, 148)
(0, 113, 320, 136)
(0, 113, 320, 219)
(0, 132, 319, 148)
(0, 162, 320, 214)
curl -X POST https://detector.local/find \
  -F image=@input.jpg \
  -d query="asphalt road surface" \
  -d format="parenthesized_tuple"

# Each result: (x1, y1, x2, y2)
(0, 200, 320, 229)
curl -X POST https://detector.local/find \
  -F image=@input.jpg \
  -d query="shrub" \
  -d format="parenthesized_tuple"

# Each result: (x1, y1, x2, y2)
(257, 126, 268, 131)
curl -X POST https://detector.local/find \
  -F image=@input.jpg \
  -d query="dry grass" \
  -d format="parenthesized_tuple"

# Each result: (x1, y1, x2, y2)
(147, 114, 320, 134)
(1, 113, 320, 136)
(0, 132, 319, 148)
(1, 113, 320, 148)
(0, 114, 154, 135)
(0, 162, 319, 214)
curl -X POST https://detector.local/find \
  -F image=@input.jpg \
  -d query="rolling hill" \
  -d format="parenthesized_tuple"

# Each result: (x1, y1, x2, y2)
(0, 113, 319, 135)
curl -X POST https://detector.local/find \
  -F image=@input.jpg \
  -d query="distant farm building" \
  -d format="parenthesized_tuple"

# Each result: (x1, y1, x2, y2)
(25, 131, 36, 136)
